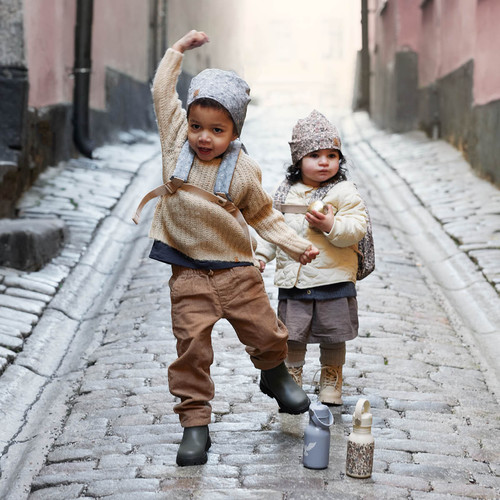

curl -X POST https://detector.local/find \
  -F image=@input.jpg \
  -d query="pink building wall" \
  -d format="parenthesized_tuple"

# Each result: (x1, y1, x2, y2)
(418, 0, 439, 87)
(376, 0, 398, 67)
(376, 0, 499, 106)
(369, 0, 500, 185)
(24, 0, 76, 108)
(370, 0, 420, 66)
(24, 0, 150, 111)
(474, 0, 500, 105)
(438, 0, 475, 78)
(91, 0, 150, 109)
(419, 0, 475, 88)
(395, 0, 420, 52)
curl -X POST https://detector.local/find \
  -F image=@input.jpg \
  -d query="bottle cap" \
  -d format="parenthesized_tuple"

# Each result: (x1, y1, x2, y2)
(353, 398, 372, 428)
(310, 400, 334, 428)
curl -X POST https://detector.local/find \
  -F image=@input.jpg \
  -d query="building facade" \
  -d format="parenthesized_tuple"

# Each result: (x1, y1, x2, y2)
(0, 0, 167, 217)
(368, 0, 500, 185)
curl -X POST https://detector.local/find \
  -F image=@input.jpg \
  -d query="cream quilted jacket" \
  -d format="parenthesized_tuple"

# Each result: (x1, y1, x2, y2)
(256, 180, 368, 288)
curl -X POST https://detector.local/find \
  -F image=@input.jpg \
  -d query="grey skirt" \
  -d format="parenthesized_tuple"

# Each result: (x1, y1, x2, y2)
(278, 297, 359, 344)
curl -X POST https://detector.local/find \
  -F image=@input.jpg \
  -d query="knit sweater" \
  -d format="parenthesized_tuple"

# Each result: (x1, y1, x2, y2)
(148, 49, 312, 265)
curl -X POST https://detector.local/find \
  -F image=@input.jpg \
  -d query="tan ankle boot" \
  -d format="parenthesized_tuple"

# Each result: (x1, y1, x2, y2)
(286, 365, 303, 387)
(318, 365, 343, 405)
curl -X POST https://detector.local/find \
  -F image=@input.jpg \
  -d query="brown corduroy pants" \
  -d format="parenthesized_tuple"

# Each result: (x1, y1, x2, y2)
(168, 265, 288, 427)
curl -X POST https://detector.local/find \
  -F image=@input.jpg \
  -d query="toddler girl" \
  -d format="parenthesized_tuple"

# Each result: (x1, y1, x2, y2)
(256, 110, 368, 405)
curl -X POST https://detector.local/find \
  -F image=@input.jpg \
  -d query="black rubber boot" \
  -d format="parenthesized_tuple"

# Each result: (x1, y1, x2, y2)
(260, 362, 310, 414)
(176, 425, 211, 466)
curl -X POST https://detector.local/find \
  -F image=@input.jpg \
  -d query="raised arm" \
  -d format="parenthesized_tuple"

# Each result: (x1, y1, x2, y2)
(152, 31, 209, 157)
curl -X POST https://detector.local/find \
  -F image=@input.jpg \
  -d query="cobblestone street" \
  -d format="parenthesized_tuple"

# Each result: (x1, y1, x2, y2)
(0, 106, 499, 499)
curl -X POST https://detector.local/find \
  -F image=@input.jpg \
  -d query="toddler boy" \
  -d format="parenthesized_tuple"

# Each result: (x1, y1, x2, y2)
(142, 30, 318, 466)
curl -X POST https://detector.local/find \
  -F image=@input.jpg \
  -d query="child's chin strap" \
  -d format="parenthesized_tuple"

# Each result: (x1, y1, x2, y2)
(132, 139, 255, 258)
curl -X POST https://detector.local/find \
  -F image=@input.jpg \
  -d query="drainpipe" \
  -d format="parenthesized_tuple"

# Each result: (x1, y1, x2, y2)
(359, 0, 370, 111)
(73, 0, 94, 158)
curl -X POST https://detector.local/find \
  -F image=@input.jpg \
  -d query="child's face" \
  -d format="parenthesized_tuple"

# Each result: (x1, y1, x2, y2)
(187, 104, 238, 161)
(300, 149, 340, 187)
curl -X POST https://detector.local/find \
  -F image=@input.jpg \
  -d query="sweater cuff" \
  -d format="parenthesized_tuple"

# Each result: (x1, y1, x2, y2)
(169, 47, 184, 57)
(280, 237, 312, 262)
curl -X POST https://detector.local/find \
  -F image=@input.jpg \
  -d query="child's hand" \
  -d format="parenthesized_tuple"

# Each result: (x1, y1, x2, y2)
(305, 204, 335, 233)
(299, 245, 320, 265)
(258, 260, 266, 273)
(172, 30, 209, 53)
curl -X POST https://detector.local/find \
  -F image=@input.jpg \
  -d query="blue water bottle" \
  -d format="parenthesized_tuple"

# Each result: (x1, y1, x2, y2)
(303, 400, 334, 469)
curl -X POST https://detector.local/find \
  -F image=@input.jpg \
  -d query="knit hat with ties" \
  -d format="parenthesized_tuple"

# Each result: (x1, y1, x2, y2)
(187, 68, 251, 136)
(289, 110, 342, 165)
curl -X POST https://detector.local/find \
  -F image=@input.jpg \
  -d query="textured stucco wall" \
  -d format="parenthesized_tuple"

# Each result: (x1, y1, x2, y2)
(24, 0, 151, 111)
(166, 0, 242, 76)
(419, 0, 475, 88)
(91, 0, 151, 110)
(370, 0, 420, 132)
(24, 0, 75, 108)
(369, 0, 500, 185)
(474, 0, 500, 105)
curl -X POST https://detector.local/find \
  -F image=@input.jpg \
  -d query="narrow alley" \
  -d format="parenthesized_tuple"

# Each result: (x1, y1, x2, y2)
(0, 104, 497, 499)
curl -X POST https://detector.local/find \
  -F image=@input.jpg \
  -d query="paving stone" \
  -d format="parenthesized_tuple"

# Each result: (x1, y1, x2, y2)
(32, 465, 138, 488)
(194, 491, 282, 500)
(98, 453, 149, 469)
(103, 494, 182, 500)
(242, 475, 325, 490)
(376, 438, 466, 456)
(4, 287, 53, 303)
(370, 472, 431, 492)
(29, 484, 85, 500)
(84, 478, 160, 497)
(47, 441, 133, 463)
(2, 276, 57, 295)
(0, 306, 39, 325)
(0, 333, 23, 351)
(413, 453, 491, 475)
(389, 462, 473, 482)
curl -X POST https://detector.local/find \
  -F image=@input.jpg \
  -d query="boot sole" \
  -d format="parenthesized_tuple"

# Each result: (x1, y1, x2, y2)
(259, 381, 310, 415)
(321, 398, 343, 406)
(176, 436, 212, 467)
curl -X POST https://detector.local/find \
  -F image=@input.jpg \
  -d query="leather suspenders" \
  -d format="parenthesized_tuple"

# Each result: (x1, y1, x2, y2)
(132, 140, 254, 256)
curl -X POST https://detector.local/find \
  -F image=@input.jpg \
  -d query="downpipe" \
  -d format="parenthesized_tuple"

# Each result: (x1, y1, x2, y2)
(73, 0, 94, 158)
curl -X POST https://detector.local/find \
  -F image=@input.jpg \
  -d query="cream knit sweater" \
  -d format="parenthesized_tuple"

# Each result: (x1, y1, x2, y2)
(148, 49, 312, 265)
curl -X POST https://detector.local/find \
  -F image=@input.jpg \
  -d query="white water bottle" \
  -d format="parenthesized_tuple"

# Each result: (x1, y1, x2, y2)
(346, 398, 374, 478)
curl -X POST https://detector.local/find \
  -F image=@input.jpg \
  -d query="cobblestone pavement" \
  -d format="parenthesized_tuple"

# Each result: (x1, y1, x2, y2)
(0, 131, 159, 375)
(1, 106, 499, 499)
